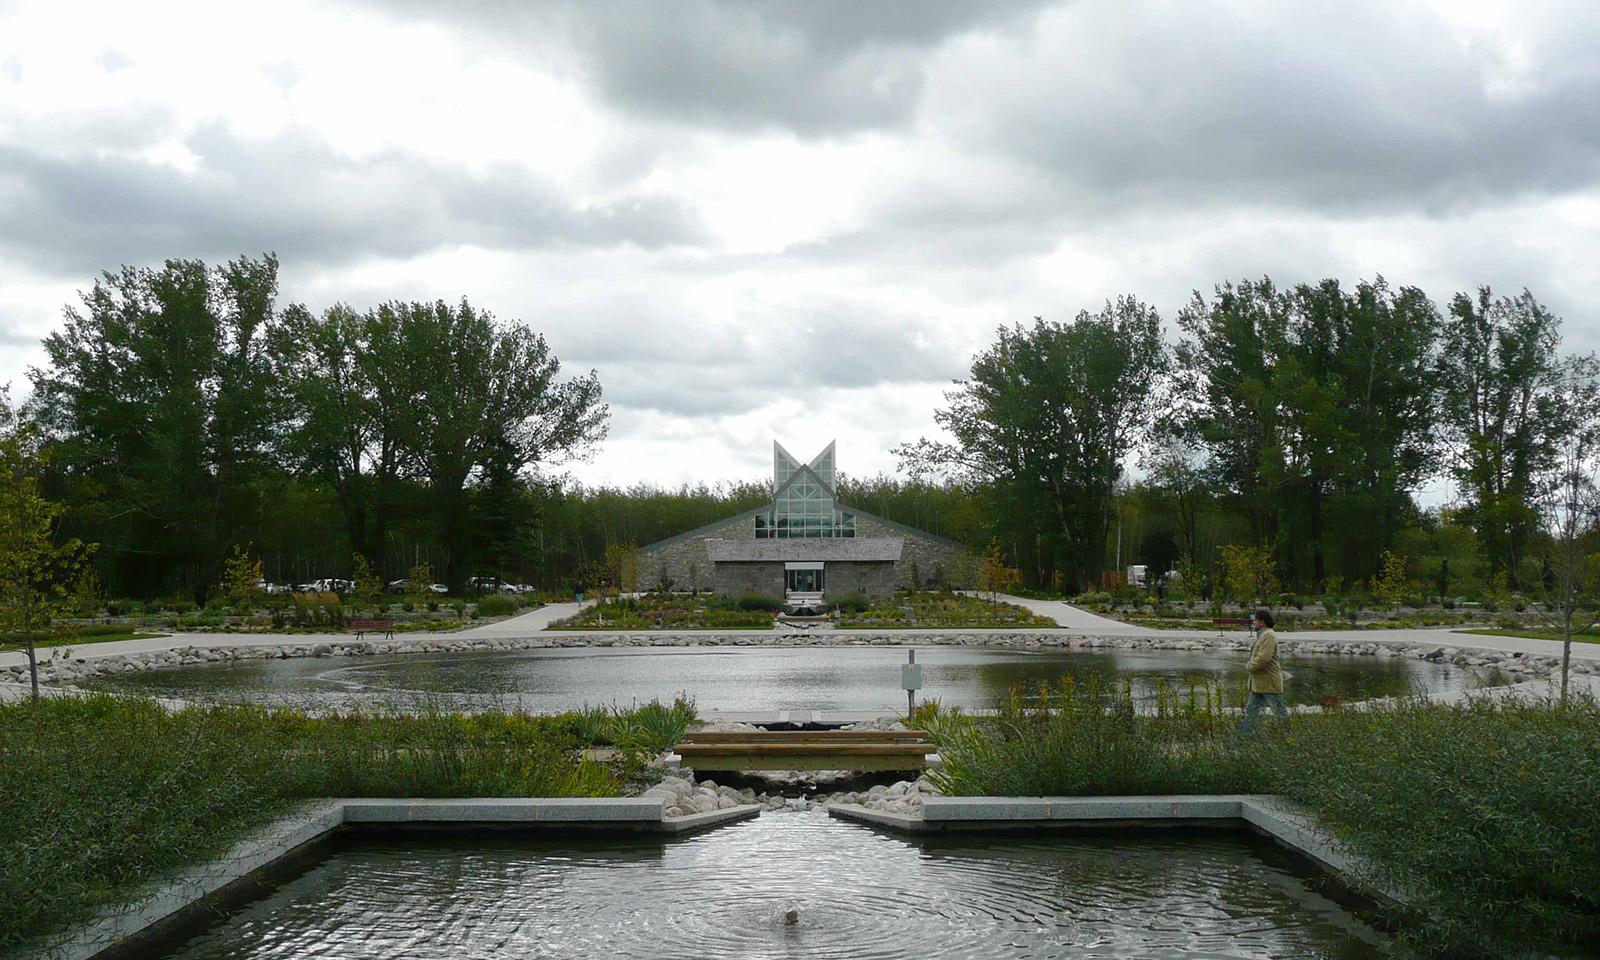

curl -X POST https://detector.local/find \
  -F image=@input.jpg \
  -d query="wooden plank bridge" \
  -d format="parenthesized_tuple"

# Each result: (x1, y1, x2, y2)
(672, 729, 935, 772)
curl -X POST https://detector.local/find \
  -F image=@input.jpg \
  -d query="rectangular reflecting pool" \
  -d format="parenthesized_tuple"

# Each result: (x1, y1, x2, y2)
(136, 816, 1391, 959)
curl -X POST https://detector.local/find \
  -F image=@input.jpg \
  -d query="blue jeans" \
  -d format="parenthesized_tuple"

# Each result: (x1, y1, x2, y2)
(1241, 692, 1290, 733)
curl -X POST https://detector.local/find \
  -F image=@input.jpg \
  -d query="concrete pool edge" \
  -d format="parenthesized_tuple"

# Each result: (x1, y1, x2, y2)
(27, 797, 762, 960)
(828, 794, 1369, 897)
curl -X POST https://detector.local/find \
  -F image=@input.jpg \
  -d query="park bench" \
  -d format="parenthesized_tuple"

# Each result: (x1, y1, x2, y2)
(673, 729, 935, 772)
(349, 619, 395, 640)
(1212, 617, 1252, 637)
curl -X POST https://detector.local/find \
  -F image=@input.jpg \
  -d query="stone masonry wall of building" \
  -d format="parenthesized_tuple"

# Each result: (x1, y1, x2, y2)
(851, 515, 973, 589)
(825, 561, 898, 599)
(712, 561, 784, 597)
(638, 513, 754, 592)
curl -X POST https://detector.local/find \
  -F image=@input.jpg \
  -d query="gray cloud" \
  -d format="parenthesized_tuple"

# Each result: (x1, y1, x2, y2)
(929, 3, 1600, 214)
(371, 0, 1046, 134)
(0, 122, 706, 275)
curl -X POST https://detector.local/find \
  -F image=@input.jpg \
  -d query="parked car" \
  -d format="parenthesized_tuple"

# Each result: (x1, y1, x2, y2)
(298, 578, 353, 594)
(252, 578, 290, 595)
(429, 583, 449, 595)
(468, 576, 519, 594)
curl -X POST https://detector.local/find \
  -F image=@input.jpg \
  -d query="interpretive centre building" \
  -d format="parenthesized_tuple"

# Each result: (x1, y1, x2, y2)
(638, 441, 970, 600)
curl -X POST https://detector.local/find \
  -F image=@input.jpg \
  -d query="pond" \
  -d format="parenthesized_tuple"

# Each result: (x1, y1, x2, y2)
(141, 816, 1390, 959)
(84, 644, 1487, 714)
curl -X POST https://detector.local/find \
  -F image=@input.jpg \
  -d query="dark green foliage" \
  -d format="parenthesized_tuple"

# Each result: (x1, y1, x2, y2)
(0, 696, 619, 952)
(898, 300, 1168, 591)
(929, 689, 1600, 957)
(735, 593, 783, 611)
(473, 595, 518, 618)
(830, 592, 872, 613)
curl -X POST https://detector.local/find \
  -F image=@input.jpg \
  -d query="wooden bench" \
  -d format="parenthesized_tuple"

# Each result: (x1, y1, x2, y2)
(1212, 617, 1252, 637)
(673, 729, 934, 772)
(349, 619, 395, 640)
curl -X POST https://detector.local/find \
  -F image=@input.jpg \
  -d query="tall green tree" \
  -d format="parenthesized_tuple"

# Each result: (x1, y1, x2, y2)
(1439, 288, 1574, 587)
(382, 299, 608, 590)
(898, 300, 1167, 590)
(0, 392, 95, 701)
(1173, 279, 1293, 554)
(31, 255, 282, 599)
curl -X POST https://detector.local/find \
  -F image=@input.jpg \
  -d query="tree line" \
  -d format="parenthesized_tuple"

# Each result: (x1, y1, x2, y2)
(901, 277, 1598, 597)
(10, 256, 1596, 605)
(26, 255, 606, 598)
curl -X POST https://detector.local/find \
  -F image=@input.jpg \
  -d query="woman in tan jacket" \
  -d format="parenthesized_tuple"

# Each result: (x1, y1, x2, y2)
(1241, 608, 1290, 733)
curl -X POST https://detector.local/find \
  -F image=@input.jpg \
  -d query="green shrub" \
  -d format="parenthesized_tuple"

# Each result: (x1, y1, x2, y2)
(735, 593, 783, 611)
(474, 595, 518, 618)
(829, 592, 872, 613)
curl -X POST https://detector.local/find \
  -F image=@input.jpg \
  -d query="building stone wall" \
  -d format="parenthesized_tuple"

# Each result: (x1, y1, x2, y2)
(638, 512, 757, 592)
(712, 561, 784, 597)
(824, 561, 898, 599)
(639, 507, 972, 594)
(851, 515, 973, 589)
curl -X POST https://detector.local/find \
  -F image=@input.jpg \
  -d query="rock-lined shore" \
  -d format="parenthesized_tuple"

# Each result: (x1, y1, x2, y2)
(3, 629, 1592, 692)
(644, 770, 940, 818)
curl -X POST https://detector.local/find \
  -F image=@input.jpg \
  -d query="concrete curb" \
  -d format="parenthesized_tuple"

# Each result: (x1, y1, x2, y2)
(25, 797, 762, 960)
(828, 794, 1375, 899)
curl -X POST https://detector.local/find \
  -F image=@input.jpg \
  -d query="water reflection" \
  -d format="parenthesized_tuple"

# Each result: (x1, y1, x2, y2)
(146, 816, 1390, 960)
(85, 644, 1486, 714)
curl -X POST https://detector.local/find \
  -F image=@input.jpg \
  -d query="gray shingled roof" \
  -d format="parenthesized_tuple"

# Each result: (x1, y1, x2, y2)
(705, 537, 904, 562)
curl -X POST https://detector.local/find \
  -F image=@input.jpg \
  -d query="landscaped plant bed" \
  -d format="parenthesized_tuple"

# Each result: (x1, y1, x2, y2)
(548, 595, 775, 631)
(838, 592, 1058, 629)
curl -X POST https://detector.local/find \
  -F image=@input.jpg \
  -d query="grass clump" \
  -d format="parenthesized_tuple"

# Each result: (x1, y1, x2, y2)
(0, 696, 622, 952)
(926, 681, 1600, 958)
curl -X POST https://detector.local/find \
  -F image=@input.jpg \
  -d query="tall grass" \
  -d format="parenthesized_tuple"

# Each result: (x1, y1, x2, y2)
(0, 696, 621, 951)
(926, 682, 1600, 957)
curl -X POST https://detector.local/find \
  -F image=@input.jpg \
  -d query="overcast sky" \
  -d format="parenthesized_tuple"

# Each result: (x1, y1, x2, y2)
(3, 0, 1599, 490)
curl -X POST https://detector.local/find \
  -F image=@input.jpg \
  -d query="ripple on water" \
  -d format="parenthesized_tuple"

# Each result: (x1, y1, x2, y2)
(151, 817, 1389, 960)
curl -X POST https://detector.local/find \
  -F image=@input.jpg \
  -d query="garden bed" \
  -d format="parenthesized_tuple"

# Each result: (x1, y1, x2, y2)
(837, 592, 1058, 629)
(548, 594, 776, 630)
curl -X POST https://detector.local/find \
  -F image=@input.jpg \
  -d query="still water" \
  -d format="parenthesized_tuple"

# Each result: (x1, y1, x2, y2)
(85, 644, 1484, 713)
(144, 816, 1389, 960)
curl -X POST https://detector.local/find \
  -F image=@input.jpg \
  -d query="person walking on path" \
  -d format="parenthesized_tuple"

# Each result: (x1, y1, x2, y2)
(1242, 608, 1290, 733)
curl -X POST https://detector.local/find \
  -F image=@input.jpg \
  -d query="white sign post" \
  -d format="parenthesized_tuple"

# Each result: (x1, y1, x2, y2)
(902, 648, 923, 718)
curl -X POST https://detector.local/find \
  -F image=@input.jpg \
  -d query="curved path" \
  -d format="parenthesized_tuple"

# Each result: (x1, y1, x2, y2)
(4, 597, 1598, 670)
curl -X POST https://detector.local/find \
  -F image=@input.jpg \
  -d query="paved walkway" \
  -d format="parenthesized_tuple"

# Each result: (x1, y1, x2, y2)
(988, 592, 1600, 663)
(5, 597, 1598, 670)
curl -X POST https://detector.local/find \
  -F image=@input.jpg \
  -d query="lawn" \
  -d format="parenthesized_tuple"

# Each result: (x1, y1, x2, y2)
(1460, 626, 1600, 644)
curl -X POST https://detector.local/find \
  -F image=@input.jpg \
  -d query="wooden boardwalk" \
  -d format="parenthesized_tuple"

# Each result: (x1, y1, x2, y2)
(673, 729, 935, 771)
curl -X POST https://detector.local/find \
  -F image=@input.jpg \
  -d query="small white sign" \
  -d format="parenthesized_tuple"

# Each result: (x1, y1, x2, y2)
(902, 663, 923, 691)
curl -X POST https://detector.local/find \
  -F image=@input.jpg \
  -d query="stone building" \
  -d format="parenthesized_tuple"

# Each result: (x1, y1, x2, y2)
(638, 441, 970, 600)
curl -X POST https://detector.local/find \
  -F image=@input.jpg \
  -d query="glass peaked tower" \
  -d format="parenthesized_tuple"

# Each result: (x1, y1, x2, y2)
(755, 441, 855, 539)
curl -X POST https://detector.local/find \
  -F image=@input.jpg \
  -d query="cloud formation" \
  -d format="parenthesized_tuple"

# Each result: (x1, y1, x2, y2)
(2, 0, 1599, 486)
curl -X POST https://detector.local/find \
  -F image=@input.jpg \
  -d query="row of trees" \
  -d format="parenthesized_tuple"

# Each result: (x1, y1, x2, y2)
(27, 255, 607, 598)
(11, 256, 1596, 625)
(901, 277, 1598, 600)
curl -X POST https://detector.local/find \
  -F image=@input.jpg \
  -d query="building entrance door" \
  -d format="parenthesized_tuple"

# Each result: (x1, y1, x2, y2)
(784, 566, 824, 593)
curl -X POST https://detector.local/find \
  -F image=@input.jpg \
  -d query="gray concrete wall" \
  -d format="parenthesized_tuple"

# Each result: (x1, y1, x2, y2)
(712, 561, 784, 597)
